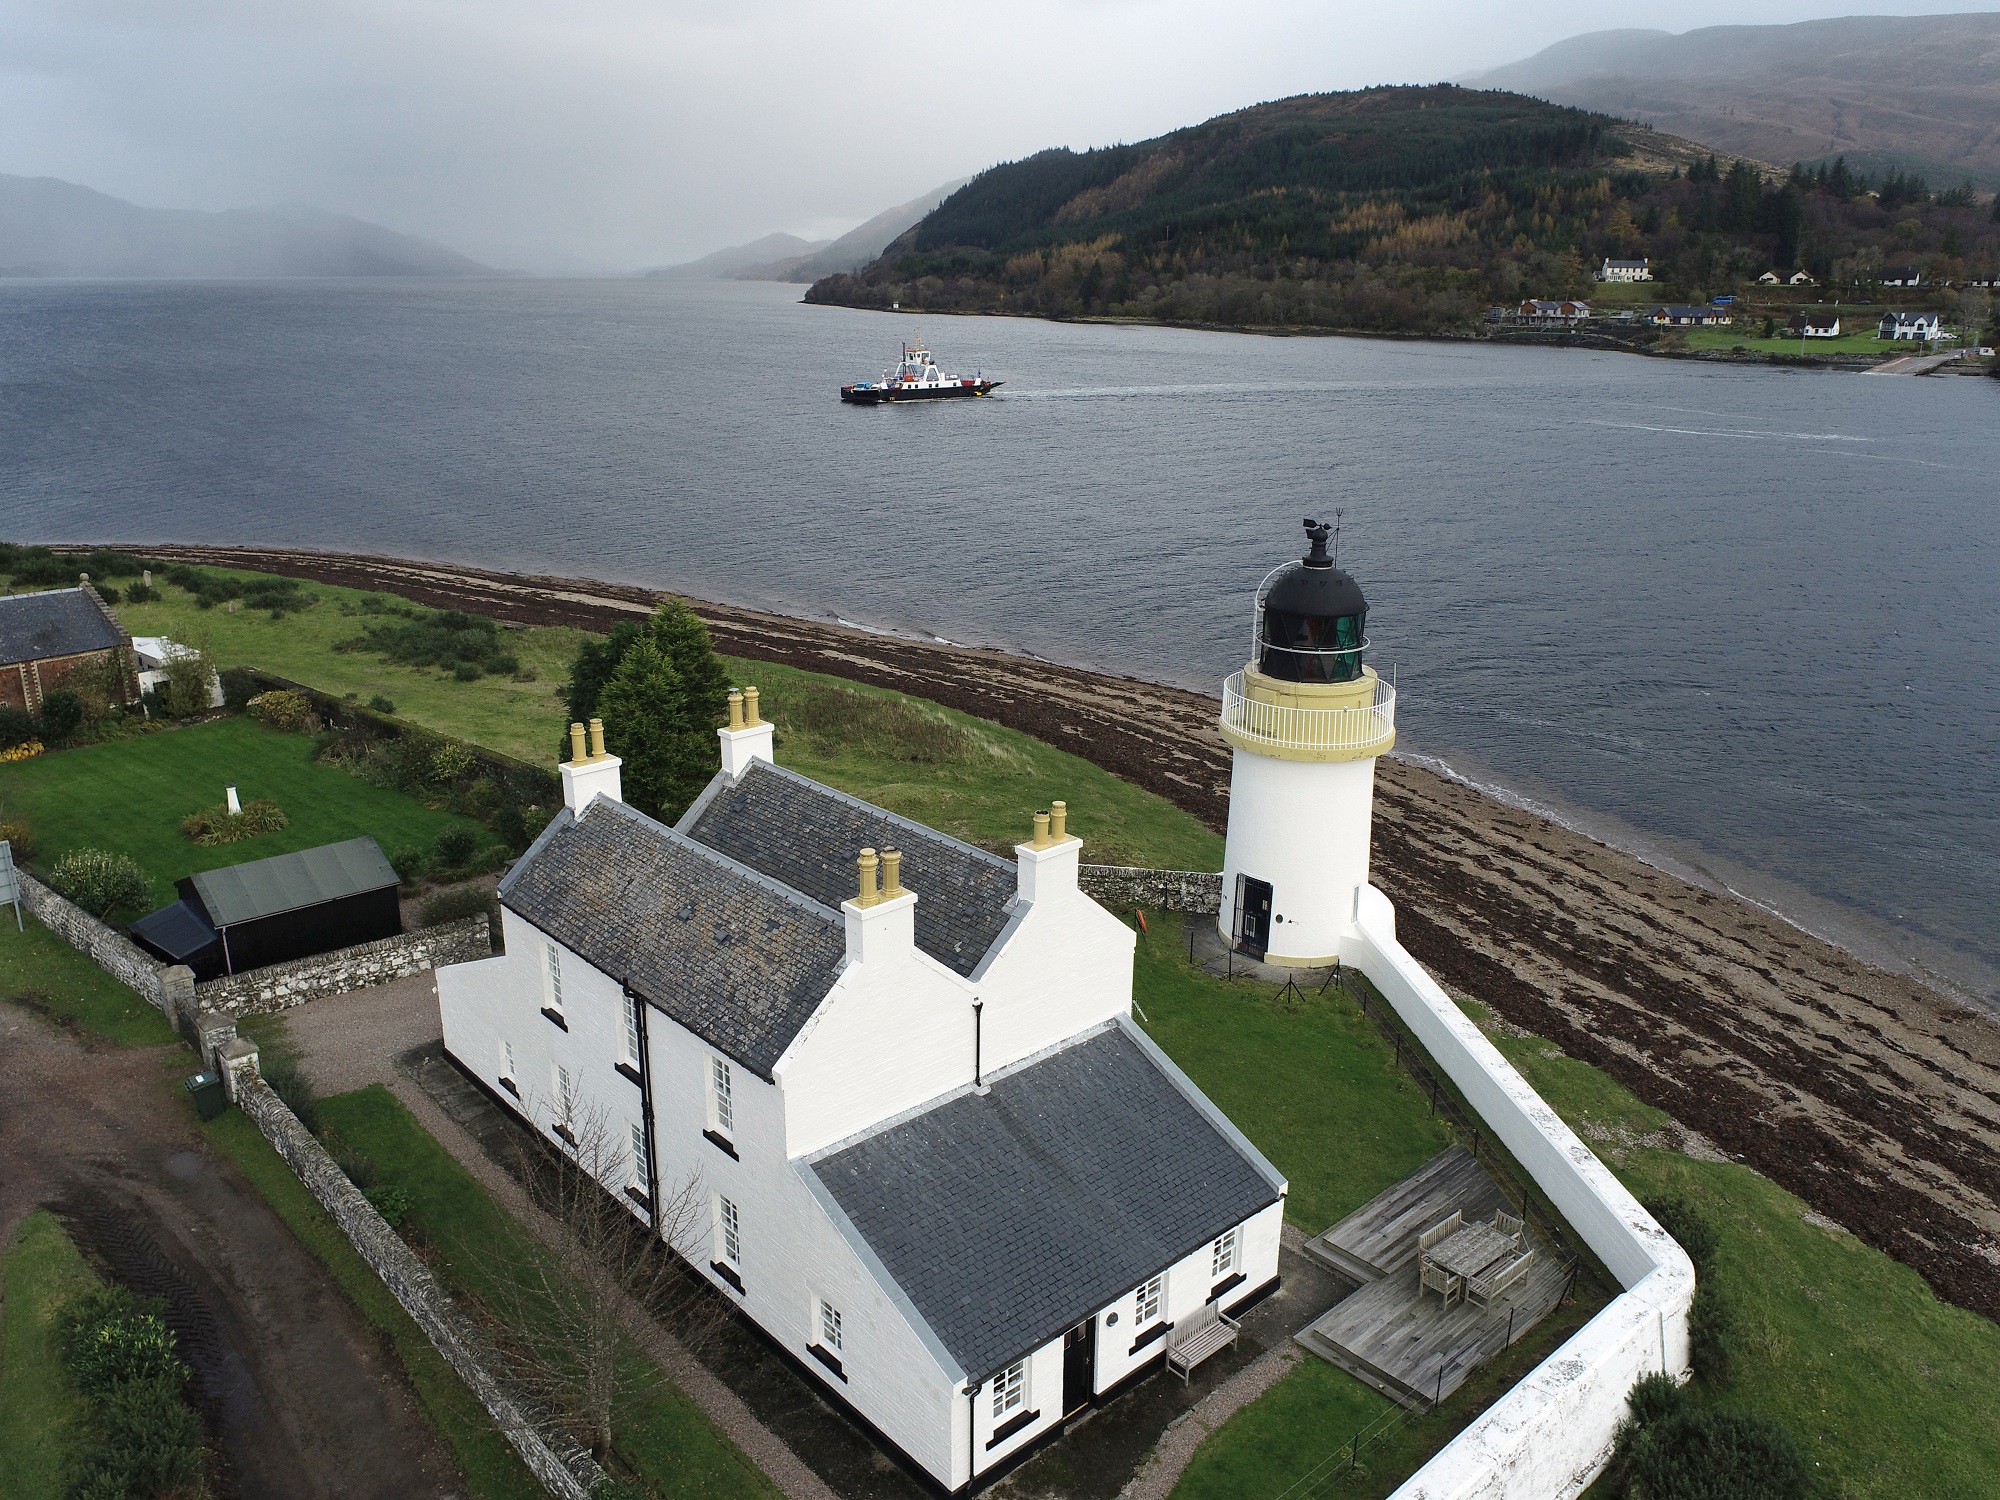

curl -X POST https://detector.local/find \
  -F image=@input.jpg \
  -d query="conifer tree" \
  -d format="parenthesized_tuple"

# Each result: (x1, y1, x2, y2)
(596, 638, 687, 820)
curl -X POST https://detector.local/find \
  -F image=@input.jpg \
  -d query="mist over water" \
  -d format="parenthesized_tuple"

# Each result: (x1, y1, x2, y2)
(5, 277, 1996, 1000)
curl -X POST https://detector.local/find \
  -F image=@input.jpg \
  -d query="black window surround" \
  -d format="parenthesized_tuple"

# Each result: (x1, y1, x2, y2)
(625, 1185, 651, 1211)
(498, 1075, 520, 1099)
(1128, 1321, 1169, 1356)
(615, 1061, 643, 1087)
(986, 1409, 1040, 1450)
(710, 1260, 744, 1293)
(808, 1343, 846, 1381)
(702, 1128, 739, 1160)
(551, 1121, 577, 1147)
(540, 1006, 568, 1032)
(1209, 1271, 1246, 1304)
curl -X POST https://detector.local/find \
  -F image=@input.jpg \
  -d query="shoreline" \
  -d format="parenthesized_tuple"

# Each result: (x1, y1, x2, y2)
(48, 541, 2000, 1328)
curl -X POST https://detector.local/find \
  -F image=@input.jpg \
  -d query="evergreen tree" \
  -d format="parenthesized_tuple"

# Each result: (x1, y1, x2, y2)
(597, 640, 690, 820)
(558, 619, 644, 758)
(642, 599, 731, 739)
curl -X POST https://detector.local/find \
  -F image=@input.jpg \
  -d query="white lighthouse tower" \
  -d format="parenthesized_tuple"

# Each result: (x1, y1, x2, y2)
(1217, 518, 1396, 966)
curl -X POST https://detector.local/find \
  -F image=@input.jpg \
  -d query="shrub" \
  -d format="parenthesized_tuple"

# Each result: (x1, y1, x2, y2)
(93, 583, 122, 603)
(0, 819, 36, 858)
(248, 689, 315, 732)
(160, 642, 218, 719)
(120, 582, 160, 604)
(79, 1373, 207, 1497)
(1688, 1280, 1739, 1387)
(1606, 1373, 1811, 1499)
(482, 653, 519, 677)
(335, 608, 504, 673)
(389, 847, 430, 884)
(80, 549, 145, 578)
(259, 1054, 321, 1135)
(363, 1185, 412, 1228)
(420, 884, 495, 928)
(218, 667, 260, 712)
(10, 552, 71, 586)
(64, 1289, 189, 1398)
(1644, 1194, 1720, 1272)
(181, 796, 289, 846)
(0, 703, 36, 747)
(334, 1148, 380, 1189)
(429, 741, 475, 785)
(0, 739, 45, 764)
(37, 688, 87, 744)
(367, 694, 396, 714)
(433, 825, 480, 868)
(48, 849, 151, 918)
(452, 660, 480, 682)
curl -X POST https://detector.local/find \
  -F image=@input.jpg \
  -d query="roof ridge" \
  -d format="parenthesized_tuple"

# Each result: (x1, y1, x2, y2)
(743, 760, 1015, 871)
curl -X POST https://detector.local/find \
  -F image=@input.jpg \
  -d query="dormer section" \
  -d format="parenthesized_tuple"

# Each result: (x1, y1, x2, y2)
(719, 686, 776, 779)
(560, 717, 623, 815)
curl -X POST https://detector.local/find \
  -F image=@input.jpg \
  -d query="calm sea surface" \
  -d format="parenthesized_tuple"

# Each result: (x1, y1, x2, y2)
(4, 277, 1996, 1000)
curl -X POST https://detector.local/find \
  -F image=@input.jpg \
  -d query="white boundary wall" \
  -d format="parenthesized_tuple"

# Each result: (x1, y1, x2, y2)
(1343, 886, 1695, 1500)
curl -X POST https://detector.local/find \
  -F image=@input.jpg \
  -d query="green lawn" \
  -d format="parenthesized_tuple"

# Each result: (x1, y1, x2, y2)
(0, 716, 488, 914)
(1680, 325, 1910, 357)
(114, 568, 593, 765)
(0, 913, 177, 1045)
(202, 1106, 541, 1500)
(317, 1086, 778, 1500)
(0, 1212, 101, 1500)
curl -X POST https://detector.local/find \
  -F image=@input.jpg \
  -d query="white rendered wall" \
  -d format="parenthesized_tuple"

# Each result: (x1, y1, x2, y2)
(1341, 887, 1695, 1500)
(968, 1337, 1066, 1472)
(1219, 748, 1379, 963)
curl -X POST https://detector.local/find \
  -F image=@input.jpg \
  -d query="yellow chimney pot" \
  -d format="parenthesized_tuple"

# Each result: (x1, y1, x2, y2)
(1050, 800, 1069, 842)
(882, 847, 904, 899)
(727, 689, 745, 730)
(856, 847, 880, 907)
(587, 718, 607, 760)
(1031, 811, 1052, 849)
(568, 722, 587, 764)
(744, 686, 762, 726)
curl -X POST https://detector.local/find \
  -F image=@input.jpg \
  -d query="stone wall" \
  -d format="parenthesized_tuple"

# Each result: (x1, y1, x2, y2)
(196, 915, 494, 1017)
(19, 870, 195, 1020)
(1078, 865, 1223, 915)
(237, 1075, 599, 1500)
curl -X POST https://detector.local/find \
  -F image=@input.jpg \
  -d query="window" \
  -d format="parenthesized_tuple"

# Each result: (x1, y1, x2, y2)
(629, 1122, 650, 1189)
(555, 1064, 575, 1124)
(718, 1196, 741, 1265)
(991, 1360, 1026, 1420)
(1211, 1229, 1238, 1278)
(544, 942, 564, 1012)
(621, 994, 641, 1066)
(500, 1040, 515, 1082)
(1134, 1274, 1164, 1326)
(819, 1300, 843, 1352)
(710, 1057, 734, 1135)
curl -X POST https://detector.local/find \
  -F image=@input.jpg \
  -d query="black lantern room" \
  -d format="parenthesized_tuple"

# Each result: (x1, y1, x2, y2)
(1256, 518, 1368, 683)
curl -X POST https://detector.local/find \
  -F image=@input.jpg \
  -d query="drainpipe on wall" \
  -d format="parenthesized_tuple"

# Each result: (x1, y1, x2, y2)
(972, 999, 986, 1094)
(628, 980, 661, 1226)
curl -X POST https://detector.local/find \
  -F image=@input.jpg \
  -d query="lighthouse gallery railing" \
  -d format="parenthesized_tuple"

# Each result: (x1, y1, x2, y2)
(1220, 671, 1396, 754)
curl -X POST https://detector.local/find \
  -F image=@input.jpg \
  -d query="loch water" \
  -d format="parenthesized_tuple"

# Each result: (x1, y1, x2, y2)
(4, 277, 1996, 1000)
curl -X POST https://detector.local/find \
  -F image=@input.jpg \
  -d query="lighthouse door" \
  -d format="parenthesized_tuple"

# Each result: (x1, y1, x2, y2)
(1234, 875, 1274, 959)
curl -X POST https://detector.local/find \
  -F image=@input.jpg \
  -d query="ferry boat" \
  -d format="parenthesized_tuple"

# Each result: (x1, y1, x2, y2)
(840, 341, 1000, 404)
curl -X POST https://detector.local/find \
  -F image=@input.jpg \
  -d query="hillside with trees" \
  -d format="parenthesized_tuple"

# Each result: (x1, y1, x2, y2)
(804, 86, 2000, 339)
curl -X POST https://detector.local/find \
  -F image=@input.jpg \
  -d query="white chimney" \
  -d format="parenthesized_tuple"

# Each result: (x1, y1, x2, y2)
(560, 718, 623, 816)
(1015, 801, 1080, 904)
(844, 847, 917, 966)
(717, 685, 775, 778)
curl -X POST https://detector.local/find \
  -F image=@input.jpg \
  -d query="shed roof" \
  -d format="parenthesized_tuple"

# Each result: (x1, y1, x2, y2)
(681, 760, 1016, 978)
(0, 588, 125, 667)
(501, 798, 847, 1078)
(186, 836, 398, 927)
(129, 899, 221, 963)
(806, 1021, 1285, 1381)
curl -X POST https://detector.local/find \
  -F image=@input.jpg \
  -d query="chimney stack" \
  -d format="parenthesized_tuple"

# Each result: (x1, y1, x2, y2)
(560, 717, 624, 816)
(844, 845, 916, 965)
(1016, 800, 1081, 903)
(718, 683, 776, 778)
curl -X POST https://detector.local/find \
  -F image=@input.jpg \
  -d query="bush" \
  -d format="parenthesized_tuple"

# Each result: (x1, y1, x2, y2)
(160, 643, 218, 719)
(120, 582, 160, 604)
(363, 1185, 412, 1228)
(247, 689, 315, 732)
(367, 694, 396, 714)
(1606, 1373, 1811, 1499)
(482, 653, 519, 677)
(388, 847, 430, 884)
(79, 1373, 207, 1497)
(1645, 1194, 1720, 1272)
(64, 1289, 189, 1398)
(452, 660, 480, 682)
(10, 552, 72, 586)
(0, 819, 36, 858)
(429, 741, 475, 785)
(1689, 1280, 1739, 1387)
(37, 688, 87, 744)
(335, 608, 504, 674)
(0, 739, 45, 764)
(218, 667, 260, 713)
(259, 1054, 321, 1135)
(433, 825, 480, 868)
(0, 703, 35, 748)
(334, 1149, 380, 1189)
(80, 549, 144, 578)
(181, 796, 289, 847)
(93, 583, 121, 603)
(420, 884, 495, 928)
(48, 849, 151, 918)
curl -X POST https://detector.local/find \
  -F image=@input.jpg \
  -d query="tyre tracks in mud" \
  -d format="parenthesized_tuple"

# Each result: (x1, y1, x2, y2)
(125, 544, 2000, 1324)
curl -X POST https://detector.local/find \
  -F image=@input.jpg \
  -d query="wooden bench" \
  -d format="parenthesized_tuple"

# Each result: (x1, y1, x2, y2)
(1467, 1249, 1536, 1309)
(1166, 1300, 1241, 1383)
(1417, 1211, 1464, 1257)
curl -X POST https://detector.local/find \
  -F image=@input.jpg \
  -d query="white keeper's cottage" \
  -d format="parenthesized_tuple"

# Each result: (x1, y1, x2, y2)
(438, 707, 1286, 1489)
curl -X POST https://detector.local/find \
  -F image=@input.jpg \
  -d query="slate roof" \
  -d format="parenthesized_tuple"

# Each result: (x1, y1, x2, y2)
(0, 588, 125, 667)
(501, 799, 847, 1078)
(806, 1021, 1286, 1381)
(681, 760, 1016, 978)
(186, 836, 399, 927)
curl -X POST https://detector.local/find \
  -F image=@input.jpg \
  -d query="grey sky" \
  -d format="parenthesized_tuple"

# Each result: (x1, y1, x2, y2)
(2, 0, 1989, 271)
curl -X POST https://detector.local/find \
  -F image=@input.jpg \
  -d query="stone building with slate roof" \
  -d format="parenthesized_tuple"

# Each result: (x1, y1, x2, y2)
(438, 700, 1286, 1490)
(0, 582, 134, 714)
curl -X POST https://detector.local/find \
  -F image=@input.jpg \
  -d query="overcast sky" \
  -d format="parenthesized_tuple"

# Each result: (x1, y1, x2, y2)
(1, 0, 1990, 271)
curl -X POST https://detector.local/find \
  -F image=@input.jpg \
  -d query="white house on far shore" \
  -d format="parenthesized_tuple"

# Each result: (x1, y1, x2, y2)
(436, 707, 1285, 1491)
(1790, 311, 1841, 338)
(1598, 258, 1651, 282)
(1879, 311, 1941, 341)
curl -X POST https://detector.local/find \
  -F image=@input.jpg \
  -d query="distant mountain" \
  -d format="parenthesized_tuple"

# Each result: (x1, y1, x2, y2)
(0, 175, 490, 278)
(646, 232, 831, 279)
(763, 179, 974, 282)
(1463, 13, 2000, 190)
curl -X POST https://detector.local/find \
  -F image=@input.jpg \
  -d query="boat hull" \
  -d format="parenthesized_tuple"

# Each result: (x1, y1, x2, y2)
(840, 380, 1001, 404)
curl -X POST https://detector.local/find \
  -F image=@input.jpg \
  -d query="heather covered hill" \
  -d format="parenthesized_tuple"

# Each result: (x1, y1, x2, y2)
(804, 85, 1999, 335)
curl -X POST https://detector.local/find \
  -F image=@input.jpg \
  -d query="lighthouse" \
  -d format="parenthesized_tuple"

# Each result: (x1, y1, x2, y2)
(1217, 518, 1396, 966)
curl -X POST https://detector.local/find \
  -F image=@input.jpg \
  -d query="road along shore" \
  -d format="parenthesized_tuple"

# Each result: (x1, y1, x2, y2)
(118, 543, 2000, 1327)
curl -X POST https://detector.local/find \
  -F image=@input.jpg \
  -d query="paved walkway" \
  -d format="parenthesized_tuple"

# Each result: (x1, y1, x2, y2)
(1868, 351, 1961, 374)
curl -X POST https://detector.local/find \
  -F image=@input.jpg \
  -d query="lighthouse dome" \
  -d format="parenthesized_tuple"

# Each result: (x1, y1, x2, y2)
(1257, 518, 1368, 683)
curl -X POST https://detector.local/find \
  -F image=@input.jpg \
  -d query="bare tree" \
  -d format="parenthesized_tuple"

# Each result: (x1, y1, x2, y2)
(472, 1090, 717, 1459)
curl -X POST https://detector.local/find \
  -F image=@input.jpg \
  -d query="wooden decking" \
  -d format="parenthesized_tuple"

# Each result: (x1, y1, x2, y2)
(1295, 1145, 1569, 1409)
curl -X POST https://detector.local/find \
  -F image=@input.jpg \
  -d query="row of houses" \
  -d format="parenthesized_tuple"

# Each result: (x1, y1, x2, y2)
(1512, 300, 1952, 341)
(1609, 256, 1997, 291)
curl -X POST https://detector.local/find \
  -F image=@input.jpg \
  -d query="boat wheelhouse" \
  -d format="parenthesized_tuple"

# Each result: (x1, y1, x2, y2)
(840, 341, 1000, 404)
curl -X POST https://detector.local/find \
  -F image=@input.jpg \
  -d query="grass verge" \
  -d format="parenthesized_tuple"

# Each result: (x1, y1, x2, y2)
(319, 1085, 777, 1499)
(0, 716, 489, 912)
(0, 1211, 102, 1499)
(0, 912, 177, 1046)
(201, 1106, 541, 1500)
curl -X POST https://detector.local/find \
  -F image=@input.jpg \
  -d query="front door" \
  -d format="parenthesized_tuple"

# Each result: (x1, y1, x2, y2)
(1062, 1318, 1096, 1416)
(1235, 875, 1273, 959)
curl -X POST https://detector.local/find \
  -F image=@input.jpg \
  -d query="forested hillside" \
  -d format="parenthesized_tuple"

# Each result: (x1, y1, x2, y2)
(804, 86, 1999, 335)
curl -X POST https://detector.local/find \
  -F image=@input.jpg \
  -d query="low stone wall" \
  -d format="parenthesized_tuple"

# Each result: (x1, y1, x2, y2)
(196, 916, 494, 1017)
(1079, 865, 1223, 915)
(19, 870, 195, 1020)
(238, 1075, 597, 1499)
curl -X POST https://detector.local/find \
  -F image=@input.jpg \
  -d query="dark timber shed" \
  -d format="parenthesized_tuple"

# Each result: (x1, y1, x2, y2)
(131, 836, 402, 979)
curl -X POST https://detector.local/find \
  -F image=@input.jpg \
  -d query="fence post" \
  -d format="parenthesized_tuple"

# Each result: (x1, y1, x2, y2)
(1429, 1079, 1437, 1117)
